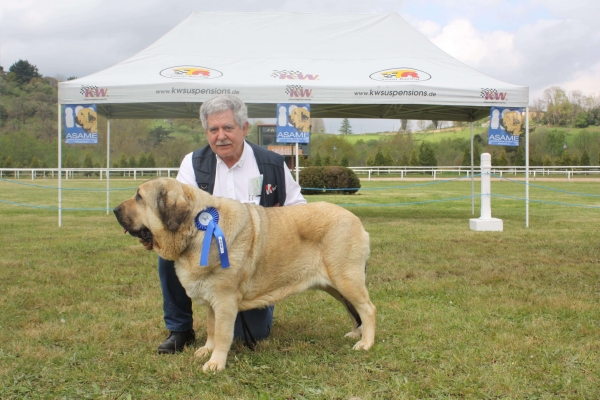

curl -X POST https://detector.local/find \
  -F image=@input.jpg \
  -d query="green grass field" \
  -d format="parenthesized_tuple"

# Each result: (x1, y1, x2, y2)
(1, 177, 599, 399)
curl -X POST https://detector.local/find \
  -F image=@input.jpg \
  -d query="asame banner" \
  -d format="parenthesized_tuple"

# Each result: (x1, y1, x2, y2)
(64, 104, 98, 144)
(488, 106, 524, 147)
(276, 103, 310, 144)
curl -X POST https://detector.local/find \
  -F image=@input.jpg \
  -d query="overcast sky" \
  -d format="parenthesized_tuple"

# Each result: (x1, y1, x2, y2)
(1, 0, 598, 133)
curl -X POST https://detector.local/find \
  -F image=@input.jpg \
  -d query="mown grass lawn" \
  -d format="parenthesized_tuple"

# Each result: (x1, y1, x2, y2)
(1, 177, 599, 399)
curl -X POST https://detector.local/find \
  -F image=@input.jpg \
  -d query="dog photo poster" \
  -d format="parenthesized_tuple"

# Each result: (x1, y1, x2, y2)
(64, 104, 98, 144)
(487, 106, 524, 147)
(276, 103, 310, 144)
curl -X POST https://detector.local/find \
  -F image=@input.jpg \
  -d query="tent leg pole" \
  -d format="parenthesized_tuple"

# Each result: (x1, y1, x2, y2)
(525, 107, 530, 227)
(470, 121, 474, 215)
(295, 143, 299, 182)
(107, 119, 111, 215)
(58, 104, 62, 227)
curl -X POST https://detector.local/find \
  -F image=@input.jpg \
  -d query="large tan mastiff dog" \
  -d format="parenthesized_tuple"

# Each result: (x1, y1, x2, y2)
(114, 177, 376, 372)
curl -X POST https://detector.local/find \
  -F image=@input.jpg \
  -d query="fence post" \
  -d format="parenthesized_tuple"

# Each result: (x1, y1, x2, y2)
(470, 153, 503, 231)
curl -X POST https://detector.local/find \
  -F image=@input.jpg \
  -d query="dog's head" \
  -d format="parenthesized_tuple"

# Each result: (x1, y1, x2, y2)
(500, 110, 522, 136)
(75, 108, 98, 133)
(288, 107, 310, 132)
(114, 178, 192, 257)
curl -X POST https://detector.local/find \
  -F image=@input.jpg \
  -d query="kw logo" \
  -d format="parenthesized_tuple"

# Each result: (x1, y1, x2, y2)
(272, 70, 319, 80)
(80, 85, 108, 98)
(481, 88, 507, 102)
(286, 85, 313, 99)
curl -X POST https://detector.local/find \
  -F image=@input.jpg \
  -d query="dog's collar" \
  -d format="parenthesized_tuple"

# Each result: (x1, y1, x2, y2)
(195, 207, 230, 268)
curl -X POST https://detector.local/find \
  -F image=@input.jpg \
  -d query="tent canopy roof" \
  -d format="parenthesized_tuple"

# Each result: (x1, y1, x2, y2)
(58, 12, 528, 121)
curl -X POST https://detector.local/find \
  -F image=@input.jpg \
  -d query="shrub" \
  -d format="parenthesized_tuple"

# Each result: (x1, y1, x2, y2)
(299, 167, 325, 195)
(299, 166, 360, 195)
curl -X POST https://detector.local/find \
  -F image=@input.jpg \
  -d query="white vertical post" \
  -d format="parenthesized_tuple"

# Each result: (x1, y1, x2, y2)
(525, 107, 530, 227)
(470, 121, 475, 215)
(470, 153, 503, 231)
(58, 104, 62, 227)
(480, 154, 492, 219)
(295, 143, 299, 182)
(106, 119, 111, 215)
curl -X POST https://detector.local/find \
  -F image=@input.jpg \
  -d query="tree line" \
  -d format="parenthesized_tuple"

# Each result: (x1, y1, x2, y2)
(2, 60, 600, 170)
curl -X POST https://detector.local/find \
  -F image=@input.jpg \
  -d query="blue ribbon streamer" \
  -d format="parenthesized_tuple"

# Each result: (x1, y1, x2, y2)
(195, 208, 230, 268)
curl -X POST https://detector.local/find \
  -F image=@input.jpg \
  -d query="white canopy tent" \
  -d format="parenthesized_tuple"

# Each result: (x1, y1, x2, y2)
(57, 12, 530, 225)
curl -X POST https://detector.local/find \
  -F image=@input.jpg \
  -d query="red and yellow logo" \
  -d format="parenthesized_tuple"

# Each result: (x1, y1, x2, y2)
(173, 67, 210, 76)
(381, 69, 419, 79)
(160, 65, 223, 79)
(370, 68, 431, 82)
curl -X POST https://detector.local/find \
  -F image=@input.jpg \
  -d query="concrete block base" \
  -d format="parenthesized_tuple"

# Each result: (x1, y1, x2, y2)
(470, 218, 503, 232)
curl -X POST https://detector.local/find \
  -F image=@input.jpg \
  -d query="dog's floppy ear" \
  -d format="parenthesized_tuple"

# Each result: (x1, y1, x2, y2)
(157, 183, 191, 231)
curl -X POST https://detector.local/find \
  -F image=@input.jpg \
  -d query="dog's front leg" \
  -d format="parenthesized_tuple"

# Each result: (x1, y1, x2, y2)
(194, 306, 216, 359)
(199, 300, 237, 372)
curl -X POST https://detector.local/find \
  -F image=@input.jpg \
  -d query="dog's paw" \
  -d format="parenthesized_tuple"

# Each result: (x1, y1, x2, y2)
(344, 331, 361, 339)
(194, 346, 211, 359)
(202, 360, 226, 372)
(344, 326, 363, 339)
(352, 339, 373, 351)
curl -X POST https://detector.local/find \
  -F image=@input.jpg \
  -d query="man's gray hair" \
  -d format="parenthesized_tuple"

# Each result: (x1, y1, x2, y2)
(199, 95, 248, 129)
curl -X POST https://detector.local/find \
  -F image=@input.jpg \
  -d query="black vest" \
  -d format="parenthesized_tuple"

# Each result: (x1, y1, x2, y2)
(191, 141, 287, 207)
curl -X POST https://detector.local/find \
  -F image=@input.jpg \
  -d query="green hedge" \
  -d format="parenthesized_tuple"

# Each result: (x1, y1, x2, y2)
(299, 166, 361, 195)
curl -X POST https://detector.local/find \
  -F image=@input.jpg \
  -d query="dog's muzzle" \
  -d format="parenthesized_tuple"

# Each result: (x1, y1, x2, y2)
(113, 205, 153, 243)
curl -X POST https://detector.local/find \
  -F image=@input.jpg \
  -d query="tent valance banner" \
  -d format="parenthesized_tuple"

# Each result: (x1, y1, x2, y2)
(488, 106, 524, 147)
(276, 103, 310, 144)
(64, 104, 98, 144)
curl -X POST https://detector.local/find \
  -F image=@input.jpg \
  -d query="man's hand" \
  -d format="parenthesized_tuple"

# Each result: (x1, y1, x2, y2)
(139, 238, 153, 251)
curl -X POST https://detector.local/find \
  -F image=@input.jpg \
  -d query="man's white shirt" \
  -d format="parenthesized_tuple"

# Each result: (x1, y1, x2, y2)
(176, 141, 306, 206)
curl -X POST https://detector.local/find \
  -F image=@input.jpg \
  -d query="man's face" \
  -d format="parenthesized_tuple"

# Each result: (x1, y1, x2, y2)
(205, 109, 248, 167)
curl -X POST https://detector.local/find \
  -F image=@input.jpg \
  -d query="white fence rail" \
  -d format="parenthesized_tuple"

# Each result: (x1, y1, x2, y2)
(0, 168, 179, 180)
(349, 166, 600, 182)
(1, 166, 600, 182)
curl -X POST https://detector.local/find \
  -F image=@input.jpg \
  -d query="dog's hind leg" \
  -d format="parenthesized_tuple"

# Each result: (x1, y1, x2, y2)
(323, 287, 363, 339)
(325, 280, 376, 351)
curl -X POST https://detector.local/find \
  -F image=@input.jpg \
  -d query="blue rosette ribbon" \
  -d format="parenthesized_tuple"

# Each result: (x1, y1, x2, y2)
(194, 207, 230, 268)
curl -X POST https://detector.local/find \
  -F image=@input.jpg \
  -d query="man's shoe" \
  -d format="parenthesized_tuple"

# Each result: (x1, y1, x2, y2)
(157, 330, 195, 354)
